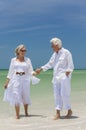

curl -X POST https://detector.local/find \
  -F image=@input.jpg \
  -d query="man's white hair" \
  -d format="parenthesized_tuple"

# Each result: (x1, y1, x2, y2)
(50, 37, 62, 48)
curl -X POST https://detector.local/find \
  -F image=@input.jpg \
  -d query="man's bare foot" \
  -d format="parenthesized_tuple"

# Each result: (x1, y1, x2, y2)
(65, 110, 72, 118)
(53, 114, 60, 120)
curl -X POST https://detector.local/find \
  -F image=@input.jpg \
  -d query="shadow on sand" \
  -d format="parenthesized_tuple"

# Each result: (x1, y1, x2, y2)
(20, 114, 47, 118)
(60, 115, 79, 119)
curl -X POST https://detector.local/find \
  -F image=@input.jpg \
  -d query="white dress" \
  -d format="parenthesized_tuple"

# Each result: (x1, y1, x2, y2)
(3, 57, 40, 106)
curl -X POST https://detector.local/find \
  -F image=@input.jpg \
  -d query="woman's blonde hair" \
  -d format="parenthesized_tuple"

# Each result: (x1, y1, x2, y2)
(15, 44, 26, 56)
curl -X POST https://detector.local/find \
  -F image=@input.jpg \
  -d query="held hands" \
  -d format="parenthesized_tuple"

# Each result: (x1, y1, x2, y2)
(35, 68, 42, 75)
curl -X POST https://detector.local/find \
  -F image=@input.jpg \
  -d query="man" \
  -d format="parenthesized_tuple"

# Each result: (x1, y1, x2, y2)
(36, 37, 74, 120)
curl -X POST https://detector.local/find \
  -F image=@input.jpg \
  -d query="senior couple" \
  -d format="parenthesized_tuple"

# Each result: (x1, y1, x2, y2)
(3, 37, 74, 120)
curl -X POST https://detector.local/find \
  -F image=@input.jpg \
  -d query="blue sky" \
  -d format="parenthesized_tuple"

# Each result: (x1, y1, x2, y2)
(0, 0, 86, 69)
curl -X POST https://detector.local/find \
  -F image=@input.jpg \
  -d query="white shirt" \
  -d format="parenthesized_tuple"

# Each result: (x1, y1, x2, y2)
(41, 48, 74, 82)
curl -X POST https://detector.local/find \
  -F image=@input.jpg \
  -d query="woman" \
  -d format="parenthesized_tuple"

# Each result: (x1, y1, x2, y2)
(3, 44, 40, 119)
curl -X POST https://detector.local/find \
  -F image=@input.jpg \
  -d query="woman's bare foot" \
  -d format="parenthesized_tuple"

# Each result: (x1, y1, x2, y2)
(16, 115, 20, 119)
(25, 113, 29, 117)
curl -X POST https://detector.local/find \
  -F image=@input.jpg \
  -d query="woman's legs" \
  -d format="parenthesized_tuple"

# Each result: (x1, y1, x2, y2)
(24, 104, 29, 116)
(15, 105, 20, 119)
(15, 104, 29, 119)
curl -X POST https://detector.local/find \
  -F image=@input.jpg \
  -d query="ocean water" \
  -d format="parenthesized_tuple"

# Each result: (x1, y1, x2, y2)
(0, 70, 8, 100)
(0, 69, 86, 101)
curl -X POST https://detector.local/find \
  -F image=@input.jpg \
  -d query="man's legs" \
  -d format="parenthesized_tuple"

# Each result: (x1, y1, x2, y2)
(53, 83, 62, 120)
(61, 77, 72, 118)
(53, 109, 60, 120)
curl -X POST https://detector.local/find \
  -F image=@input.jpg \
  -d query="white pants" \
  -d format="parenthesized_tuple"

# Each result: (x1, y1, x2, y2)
(53, 76, 71, 110)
